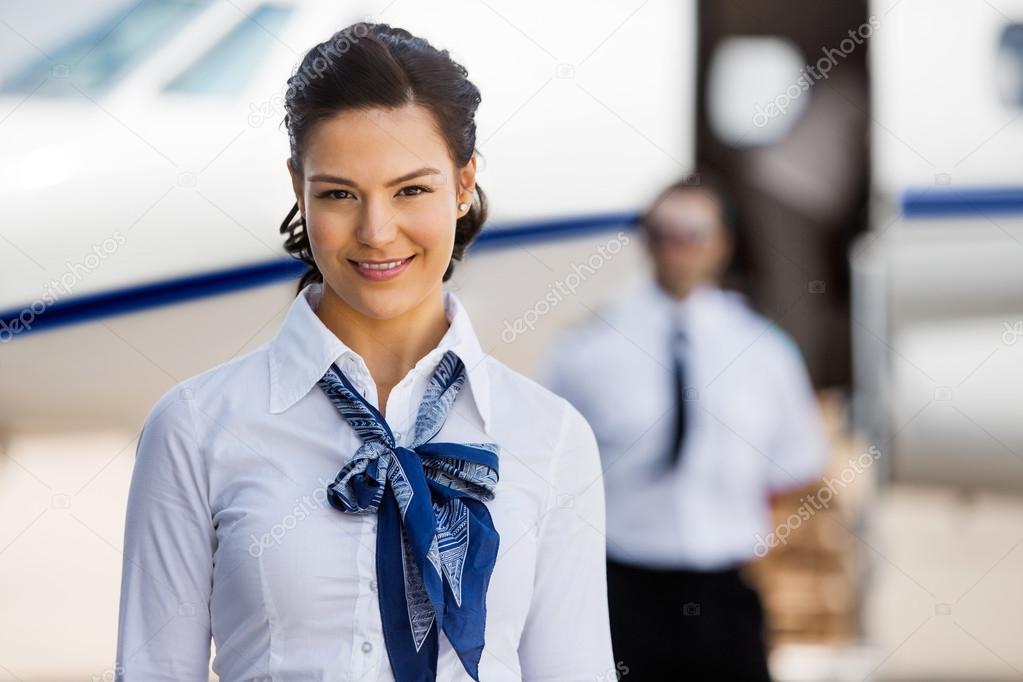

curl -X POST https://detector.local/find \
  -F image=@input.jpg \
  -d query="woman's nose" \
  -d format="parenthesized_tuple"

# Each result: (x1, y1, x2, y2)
(356, 199, 398, 248)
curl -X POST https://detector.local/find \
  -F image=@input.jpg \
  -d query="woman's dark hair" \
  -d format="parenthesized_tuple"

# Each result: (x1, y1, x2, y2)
(279, 22, 488, 293)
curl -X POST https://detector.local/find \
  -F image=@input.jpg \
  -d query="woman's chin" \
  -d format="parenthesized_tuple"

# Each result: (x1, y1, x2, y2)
(333, 283, 421, 321)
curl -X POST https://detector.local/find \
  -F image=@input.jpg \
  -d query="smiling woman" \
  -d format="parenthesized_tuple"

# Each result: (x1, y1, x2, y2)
(115, 21, 614, 682)
(278, 24, 488, 295)
(286, 103, 477, 325)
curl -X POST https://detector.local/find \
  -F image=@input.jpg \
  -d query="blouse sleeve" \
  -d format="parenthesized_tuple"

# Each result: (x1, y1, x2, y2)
(115, 386, 216, 681)
(518, 399, 616, 681)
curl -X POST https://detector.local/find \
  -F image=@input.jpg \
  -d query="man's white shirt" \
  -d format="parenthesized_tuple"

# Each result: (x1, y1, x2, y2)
(540, 276, 828, 570)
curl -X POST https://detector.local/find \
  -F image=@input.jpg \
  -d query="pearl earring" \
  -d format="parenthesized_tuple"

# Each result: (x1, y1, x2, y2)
(458, 202, 469, 212)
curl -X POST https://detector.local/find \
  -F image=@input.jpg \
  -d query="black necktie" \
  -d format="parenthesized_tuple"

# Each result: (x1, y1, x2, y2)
(667, 321, 688, 469)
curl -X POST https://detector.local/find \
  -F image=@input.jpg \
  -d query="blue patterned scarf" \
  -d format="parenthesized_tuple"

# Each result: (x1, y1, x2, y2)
(317, 350, 501, 681)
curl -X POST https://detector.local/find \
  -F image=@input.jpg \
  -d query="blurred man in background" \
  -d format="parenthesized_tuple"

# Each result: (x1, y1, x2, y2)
(539, 175, 829, 680)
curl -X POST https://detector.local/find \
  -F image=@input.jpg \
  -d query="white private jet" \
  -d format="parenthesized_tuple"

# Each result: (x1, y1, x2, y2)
(0, 0, 692, 432)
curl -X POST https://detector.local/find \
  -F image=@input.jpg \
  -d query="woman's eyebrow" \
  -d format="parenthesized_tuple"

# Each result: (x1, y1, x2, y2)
(309, 167, 442, 189)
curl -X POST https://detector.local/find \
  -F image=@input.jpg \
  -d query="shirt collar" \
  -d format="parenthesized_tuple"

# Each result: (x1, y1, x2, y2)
(640, 275, 720, 327)
(267, 282, 492, 431)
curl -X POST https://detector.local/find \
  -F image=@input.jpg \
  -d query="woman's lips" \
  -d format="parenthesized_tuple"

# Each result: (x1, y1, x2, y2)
(349, 255, 415, 281)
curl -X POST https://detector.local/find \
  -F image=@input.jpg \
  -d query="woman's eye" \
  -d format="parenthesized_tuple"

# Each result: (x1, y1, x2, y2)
(317, 189, 352, 200)
(398, 185, 432, 197)
(316, 186, 432, 200)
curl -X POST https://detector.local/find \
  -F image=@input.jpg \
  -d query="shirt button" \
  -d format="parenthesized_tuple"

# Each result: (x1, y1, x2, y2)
(369, 579, 377, 592)
(394, 430, 403, 442)
(362, 640, 373, 653)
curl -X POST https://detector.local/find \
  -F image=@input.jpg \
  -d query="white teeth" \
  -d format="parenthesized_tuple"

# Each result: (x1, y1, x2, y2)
(357, 257, 409, 270)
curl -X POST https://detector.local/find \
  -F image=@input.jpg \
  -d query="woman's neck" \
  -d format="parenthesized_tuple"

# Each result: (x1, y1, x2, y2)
(315, 283, 450, 406)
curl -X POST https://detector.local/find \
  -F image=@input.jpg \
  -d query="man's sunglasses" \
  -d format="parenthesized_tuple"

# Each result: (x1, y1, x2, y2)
(642, 218, 716, 245)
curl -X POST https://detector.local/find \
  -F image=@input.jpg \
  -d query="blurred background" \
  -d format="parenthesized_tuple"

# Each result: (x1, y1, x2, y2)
(2, 0, 1023, 679)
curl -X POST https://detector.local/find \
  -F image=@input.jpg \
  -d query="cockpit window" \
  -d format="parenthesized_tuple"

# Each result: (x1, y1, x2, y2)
(0, 0, 205, 96)
(163, 4, 293, 95)
(997, 24, 1023, 107)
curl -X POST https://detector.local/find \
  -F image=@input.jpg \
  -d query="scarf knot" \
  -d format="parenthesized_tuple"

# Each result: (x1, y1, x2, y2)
(317, 350, 500, 681)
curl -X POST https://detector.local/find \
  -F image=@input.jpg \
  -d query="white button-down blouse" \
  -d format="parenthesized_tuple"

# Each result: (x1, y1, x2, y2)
(115, 282, 614, 681)
(540, 276, 828, 571)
